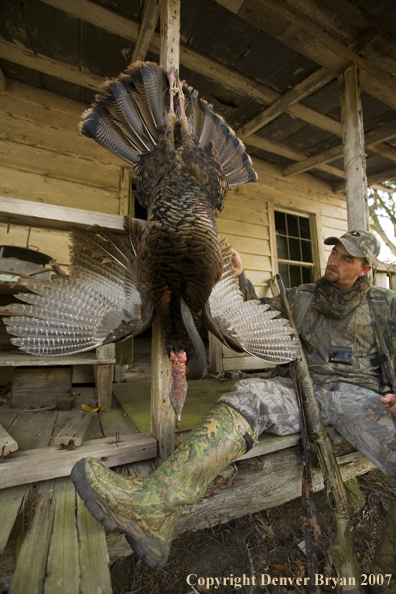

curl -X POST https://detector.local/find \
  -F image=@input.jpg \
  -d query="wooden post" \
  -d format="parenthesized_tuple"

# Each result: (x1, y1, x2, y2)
(96, 344, 115, 411)
(151, 318, 175, 462)
(159, 0, 180, 71)
(339, 64, 369, 231)
(150, 0, 180, 462)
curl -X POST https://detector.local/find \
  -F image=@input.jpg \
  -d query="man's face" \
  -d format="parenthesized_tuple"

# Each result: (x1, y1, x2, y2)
(325, 242, 371, 288)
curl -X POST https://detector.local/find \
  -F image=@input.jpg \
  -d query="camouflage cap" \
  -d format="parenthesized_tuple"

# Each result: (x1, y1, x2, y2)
(324, 230, 380, 265)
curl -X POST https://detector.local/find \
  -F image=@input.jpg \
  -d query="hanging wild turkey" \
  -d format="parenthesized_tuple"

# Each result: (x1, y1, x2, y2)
(3, 62, 299, 421)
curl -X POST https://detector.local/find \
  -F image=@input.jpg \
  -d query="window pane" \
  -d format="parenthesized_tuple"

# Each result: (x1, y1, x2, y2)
(289, 237, 301, 261)
(301, 240, 312, 262)
(278, 263, 289, 288)
(275, 211, 286, 234)
(289, 265, 301, 287)
(299, 217, 311, 239)
(302, 266, 313, 284)
(287, 214, 299, 237)
(276, 235, 288, 259)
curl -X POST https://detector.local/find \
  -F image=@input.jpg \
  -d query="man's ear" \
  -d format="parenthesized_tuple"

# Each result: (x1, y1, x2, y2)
(358, 264, 372, 277)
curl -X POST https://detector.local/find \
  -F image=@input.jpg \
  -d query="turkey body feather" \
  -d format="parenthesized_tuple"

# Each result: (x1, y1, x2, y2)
(3, 61, 298, 421)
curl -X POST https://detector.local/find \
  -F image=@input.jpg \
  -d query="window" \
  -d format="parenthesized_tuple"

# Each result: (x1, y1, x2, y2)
(275, 211, 314, 288)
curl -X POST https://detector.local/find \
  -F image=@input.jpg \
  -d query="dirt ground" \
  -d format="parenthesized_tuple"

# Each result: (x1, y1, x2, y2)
(110, 469, 396, 594)
(110, 344, 396, 594)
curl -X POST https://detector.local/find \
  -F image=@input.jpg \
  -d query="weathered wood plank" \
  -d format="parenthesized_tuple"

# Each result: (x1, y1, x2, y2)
(9, 480, 56, 594)
(6, 411, 59, 451)
(0, 433, 157, 489)
(0, 350, 115, 367)
(0, 423, 18, 456)
(44, 478, 79, 594)
(96, 344, 115, 411)
(77, 490, 112, 594)
(0, 196, 134, 233)
(131, 0, 160, 63)
(54, 412, 93, 448)
(0, 111, 125, 167)
(0, 139, 120, 190)
(216, 218, 269, 240)
(0, 168, 121, 214)
(0, 485, 27, 555)
(99, 407, 138, 437)
(0, 40, 103, 92)
(339, 64, 368, 230)
(11, 367, 72, 410)
(150, 317, 174, 462)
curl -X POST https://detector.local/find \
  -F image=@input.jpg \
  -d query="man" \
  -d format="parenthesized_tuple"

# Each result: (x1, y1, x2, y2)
(71, 229, 396, 581)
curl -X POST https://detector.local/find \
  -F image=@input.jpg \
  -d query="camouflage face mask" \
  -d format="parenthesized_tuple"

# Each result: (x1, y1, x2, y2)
(313, 276, 371, 319)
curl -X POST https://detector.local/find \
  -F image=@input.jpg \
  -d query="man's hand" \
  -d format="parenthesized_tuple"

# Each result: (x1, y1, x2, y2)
(379, 394, 396, 417)
(230, 247, 243, 276)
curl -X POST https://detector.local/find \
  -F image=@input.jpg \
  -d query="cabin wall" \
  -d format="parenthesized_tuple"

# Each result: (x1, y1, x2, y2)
(0, 80, 131, 268)
(215, 159, 348, 371)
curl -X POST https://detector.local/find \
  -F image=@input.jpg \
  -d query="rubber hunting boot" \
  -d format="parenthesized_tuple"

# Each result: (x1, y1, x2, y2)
(71, 403, 254, 570)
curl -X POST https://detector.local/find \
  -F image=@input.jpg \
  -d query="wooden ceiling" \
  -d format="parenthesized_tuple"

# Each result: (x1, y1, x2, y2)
(1, 0, 396, 193)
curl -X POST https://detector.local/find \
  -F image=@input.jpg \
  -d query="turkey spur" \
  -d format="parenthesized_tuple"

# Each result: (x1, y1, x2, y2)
(3, 61, 298, 421)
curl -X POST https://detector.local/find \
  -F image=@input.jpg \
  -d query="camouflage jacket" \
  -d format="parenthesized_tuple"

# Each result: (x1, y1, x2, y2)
(243, 277, 396, 395)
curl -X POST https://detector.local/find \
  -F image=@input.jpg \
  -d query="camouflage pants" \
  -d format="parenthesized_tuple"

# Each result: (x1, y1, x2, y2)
(218, 377, 396, 479)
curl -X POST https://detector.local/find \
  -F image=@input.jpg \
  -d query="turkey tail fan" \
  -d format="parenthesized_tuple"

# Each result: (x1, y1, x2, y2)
(203, 241, 299, 363)
(183, 85, 258, 187)
(80, 61, 169, 166)
(3, 227, 154, 357)
(80, 61, 257, 190)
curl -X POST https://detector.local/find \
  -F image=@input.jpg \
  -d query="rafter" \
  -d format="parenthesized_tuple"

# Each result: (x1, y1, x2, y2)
(246, 135, 344, 179)
(131, 0, 160, 63)
(283, 121, 396, 177)
(0, 40, 103, 91)
(335, 167, 396, 193)
(216, 0, 396, 112)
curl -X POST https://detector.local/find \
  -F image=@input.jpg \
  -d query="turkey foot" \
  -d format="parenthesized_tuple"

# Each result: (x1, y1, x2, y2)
(167, 67, 179, 117)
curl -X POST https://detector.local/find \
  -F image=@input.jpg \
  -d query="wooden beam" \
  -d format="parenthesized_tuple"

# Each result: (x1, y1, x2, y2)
(238, 28, 377, 139)
(131, 0, 160, 63)
(54, 412, 93, 448)
(247, 135, 345, 179)
(285, 0, 396, 71)
(339, 64, 368, 230)
(0, 40, 103, 92)
(284, 121, 396, 178)
(284, 144, 343, 177)
(367, 168, 396, 186)
(335, 168, 396, 193)
(0, 196, 147, 233)
(238, 67, 337, 138)
(159, 0, 180, 71)
(0, 433, 157, 489)
(10, 0, 342, 137)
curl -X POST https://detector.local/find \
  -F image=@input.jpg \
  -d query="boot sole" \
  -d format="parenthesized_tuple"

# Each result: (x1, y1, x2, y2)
(71, 458, 169, 571)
